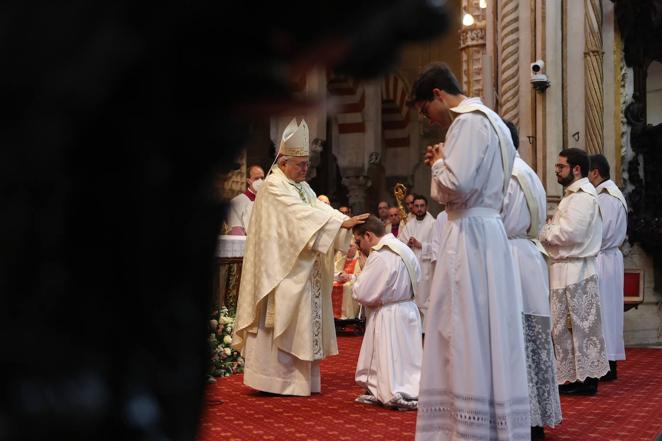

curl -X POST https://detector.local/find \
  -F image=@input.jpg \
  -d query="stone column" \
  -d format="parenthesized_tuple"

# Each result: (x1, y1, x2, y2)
(497, 0, 520, 126)
(460, 0, 487, 99)
(585, 0, 604, 154)
(342, 175, 371, 215)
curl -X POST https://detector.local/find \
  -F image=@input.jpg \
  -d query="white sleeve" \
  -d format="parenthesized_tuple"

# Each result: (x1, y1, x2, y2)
(352, 252, 394, 306)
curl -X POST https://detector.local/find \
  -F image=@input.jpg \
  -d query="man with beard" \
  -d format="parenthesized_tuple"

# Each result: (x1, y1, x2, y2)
(539, 148, 609, 395)
(398, 195, 436, 329)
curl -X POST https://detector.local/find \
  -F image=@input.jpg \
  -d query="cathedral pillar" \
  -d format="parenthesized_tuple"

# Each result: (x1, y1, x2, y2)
(584, 0, 604, 154)
(342, 174, 371, 215)
(460, 0, 488, 100)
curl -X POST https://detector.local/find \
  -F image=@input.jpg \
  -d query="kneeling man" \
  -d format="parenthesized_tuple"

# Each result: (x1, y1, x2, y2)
(352, 215, 423, 410)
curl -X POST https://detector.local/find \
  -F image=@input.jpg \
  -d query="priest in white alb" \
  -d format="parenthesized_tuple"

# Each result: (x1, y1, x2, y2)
(398, 194, 436, 328)
(226, 164, 265, 235)
(231, 118, 368, 396)
(540, 148, 609, 395)
(589, 154, 628, 381)
(410, 64, 530, 441)
(352, 215, 422, 410)
(501, 120, 561, 439)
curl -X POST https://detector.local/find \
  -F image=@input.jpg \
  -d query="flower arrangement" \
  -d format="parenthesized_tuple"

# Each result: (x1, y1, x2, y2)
(209, 306, 244, 377)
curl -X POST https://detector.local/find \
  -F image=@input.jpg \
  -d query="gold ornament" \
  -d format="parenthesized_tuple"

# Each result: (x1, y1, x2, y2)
(393, 183, 408, 225)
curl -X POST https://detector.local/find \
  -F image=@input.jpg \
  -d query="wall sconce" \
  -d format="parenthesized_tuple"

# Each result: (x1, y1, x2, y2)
(462, 10, 475, 26)
(479, 0, 487, 8)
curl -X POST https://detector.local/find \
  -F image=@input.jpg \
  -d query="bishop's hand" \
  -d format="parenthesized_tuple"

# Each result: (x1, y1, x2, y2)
(424, 143, 444, 167)
(341, 213, 370, 229)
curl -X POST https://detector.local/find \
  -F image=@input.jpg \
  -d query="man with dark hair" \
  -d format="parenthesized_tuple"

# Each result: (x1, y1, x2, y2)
(352, 215, 422, 410)
(377, 201, 390, 225)
(404, 193, 415, 221)
(227, 164, 265, 235)
(411, 64, 530, 439)
(398, 194, 436, 328)
(539, 148, 608, 395)
(589, 154, 628, 381)
(501, 121, 561, 438)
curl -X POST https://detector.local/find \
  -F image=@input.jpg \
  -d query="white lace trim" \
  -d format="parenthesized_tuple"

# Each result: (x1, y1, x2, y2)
(551, 274, 609, 383)
(417, 389, 530, 440)
(523, 313, 562, 427)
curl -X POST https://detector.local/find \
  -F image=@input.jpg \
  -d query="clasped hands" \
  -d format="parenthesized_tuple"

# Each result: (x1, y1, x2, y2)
(424, 142, 444, 167)
(407, 237, 422, 249)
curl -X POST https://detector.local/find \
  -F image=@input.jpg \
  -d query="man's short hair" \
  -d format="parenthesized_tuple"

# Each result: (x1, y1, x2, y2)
(559, 148, 589, 178)
(413, 194, 428, 205)
(378, 201, 389, 208)
(247, 164, 262, 178)
(353, 215, 385, 237)
(409, 63, 463, 104)
(589, 154, 611, 180)
(502, 120, 519, 150)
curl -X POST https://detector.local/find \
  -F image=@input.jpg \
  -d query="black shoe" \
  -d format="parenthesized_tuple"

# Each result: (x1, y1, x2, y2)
(600, 360, 618, 381)
(531, 426, 545, 440)
(561, 378, 598, 395)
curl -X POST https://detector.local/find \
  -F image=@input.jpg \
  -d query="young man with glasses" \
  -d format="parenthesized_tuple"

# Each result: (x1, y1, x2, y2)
(410, 63, 530, 440)
(351, 215, 422, 410)
(539, 148, 609, 395)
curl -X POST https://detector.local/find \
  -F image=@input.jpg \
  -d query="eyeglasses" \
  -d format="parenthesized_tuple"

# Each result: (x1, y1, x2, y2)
(554, 163, 570, 171)
(419, 100, 431, 119)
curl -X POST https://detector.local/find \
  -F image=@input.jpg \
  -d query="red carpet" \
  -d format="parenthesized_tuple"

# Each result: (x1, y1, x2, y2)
(200, 336, 662, 441)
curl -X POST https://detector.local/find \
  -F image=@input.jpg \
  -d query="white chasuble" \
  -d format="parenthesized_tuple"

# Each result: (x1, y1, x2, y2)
(232, 166, 351, 396)
(502, 156, 562, 427)
(416, 98, 530, 441)
(398, 212, 436, 327)
(353, 233, 422, 406)
(595, 180, 628, 361)
(539, 177, 609, 384)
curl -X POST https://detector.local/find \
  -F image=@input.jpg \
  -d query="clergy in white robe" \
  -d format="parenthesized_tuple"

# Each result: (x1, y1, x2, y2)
(502, 148, 562, 429)
(589, 154, 628, 379)
(540, 148, 609, 394)
(411, 64, 530, 441)
(232, 118, 368, 396)
(398, 195, 436, 327)
(352, 215, 422, 410)
(332, 244, 363, 319)
(226, 165, 265, 235)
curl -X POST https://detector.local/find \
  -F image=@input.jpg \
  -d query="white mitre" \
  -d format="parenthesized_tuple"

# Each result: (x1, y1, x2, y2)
(278, 118, 309, 157)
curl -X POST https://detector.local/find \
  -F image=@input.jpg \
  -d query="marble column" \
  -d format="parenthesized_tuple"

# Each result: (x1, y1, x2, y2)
(341, 175, 371, 215)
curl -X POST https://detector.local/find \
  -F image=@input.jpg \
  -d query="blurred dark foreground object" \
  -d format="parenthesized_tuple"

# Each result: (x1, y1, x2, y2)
(0, 2, 448, 440)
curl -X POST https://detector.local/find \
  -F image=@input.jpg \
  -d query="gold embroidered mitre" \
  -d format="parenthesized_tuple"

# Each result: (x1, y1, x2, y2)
(278, 118, 309, 157)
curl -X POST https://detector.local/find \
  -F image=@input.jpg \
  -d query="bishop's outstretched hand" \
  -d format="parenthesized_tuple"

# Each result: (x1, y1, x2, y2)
(341, 213, 370, 229)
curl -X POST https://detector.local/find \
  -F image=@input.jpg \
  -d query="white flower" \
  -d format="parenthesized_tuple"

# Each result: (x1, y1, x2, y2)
(220, 316, 231, 325)
(223, 347, 232, 356)
(223, 335, 232, 345)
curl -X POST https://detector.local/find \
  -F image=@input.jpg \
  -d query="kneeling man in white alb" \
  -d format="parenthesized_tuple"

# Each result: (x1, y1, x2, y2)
(352, 215, 423, 410)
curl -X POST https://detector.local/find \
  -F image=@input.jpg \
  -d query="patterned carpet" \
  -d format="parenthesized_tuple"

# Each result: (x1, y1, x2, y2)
(200, 336, 662, 441)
